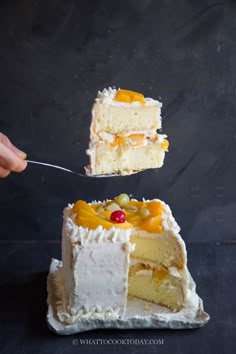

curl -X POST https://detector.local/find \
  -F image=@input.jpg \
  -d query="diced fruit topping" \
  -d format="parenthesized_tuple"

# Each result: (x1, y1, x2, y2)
(153, 267, 168, 282)
(115, 193, 130, 207)
(139, 207, 150, 218)
(72, 200, 131, 230)
(125, 205, 138, 213)
(72, 200, 96, 217)
(105, 202, 121, 212)
(110, 134, 145, 147)
(127, 134, 145, 146)
(161, 139, 169, 151)
(96, 205, 105, 213)
(115, 89, 145, 105)
(72, 195, 164, 232)
(110, 210, 126, 223)
(111, 134, 126, 147)
(147, 201, 163, 215)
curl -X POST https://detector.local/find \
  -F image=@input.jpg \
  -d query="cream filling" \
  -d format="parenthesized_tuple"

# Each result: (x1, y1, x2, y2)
(134, 269, 153, 278)
(129, 258, 182, 279)
(129, 259, 182, 280)
(94, 131, 167, 145)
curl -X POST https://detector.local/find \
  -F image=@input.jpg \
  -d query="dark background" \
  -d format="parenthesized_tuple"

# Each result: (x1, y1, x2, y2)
(0, 1, 235, 353)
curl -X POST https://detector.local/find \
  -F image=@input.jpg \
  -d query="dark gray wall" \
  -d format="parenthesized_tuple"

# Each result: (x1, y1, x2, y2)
(0, 0, 235, 242)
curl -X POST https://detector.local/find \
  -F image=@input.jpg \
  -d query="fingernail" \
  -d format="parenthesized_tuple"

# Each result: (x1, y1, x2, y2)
(16, 149, 27, 159)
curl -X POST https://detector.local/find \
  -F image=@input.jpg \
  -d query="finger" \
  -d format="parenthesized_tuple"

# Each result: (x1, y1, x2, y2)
(0, 143, 28, 172)
(0, 132, 27, 159)
(0, 166, 11, 178)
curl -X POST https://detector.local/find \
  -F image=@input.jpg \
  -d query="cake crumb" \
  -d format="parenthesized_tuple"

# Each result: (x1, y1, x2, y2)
(143, 304, 153, 311)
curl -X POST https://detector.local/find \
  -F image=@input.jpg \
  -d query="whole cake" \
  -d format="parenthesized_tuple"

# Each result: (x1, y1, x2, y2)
(58, 193, 191, 324)
(86, 88, 169, 176)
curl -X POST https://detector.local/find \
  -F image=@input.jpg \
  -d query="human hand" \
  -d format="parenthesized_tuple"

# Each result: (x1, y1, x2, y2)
(0, 132, 27, 178)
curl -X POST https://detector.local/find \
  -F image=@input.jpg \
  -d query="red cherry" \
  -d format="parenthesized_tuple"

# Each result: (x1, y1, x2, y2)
(110, 210, 126, 223)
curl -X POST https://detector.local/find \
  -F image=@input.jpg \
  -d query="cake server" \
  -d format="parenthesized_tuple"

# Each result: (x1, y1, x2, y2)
(26, 160, 132, 178)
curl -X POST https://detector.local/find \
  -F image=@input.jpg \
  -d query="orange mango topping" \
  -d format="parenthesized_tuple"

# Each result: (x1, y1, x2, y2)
(110, 135, 126, 147)
(128, 134, 145, 146)
(72, 200, 132, 230)
(115, 89, 145, 105)
(153, 267, 168, 282)
(161, 139, 169, 151)
(111, 133, 145, 147)
(71, 196, 164, 233)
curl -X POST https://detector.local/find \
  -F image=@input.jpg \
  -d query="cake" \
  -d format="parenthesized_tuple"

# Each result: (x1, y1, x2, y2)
(86, 88, 169, 176)
(58, 193, 191, 324)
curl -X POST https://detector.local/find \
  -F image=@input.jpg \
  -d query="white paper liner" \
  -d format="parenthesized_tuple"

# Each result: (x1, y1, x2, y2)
(47, 259, 210, 335)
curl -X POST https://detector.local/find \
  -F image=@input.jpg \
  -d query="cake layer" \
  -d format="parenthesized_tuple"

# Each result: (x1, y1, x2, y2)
(86, 135, 168, 175)
(130, 230, 186, 269)
(90, 88, 162, 137)
(128, 265, 186, 311)
(91, 104, 161, 135)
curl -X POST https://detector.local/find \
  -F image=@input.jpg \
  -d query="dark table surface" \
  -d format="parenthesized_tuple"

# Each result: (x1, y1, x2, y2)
(0, 0, 235, 353)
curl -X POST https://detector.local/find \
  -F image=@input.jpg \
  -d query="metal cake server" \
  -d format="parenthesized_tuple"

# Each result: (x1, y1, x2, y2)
(26, 160, 128, 178)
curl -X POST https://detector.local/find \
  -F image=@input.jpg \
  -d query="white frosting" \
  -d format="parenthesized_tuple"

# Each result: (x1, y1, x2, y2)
(61, 204, 136, 323)
(48, 259, 210, 332)
(169, 266, 182, 278)
(96, 87, 162, 107)
(160, 201, 181, 233)
(97, 131, 115, 143)
(53, 267, 121, 324)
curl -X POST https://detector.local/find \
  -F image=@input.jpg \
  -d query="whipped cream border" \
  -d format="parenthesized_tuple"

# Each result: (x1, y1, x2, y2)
(63, 205, 133, 246)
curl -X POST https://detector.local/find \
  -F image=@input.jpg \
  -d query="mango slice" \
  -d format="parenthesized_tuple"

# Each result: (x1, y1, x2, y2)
(115, 89, 145, 105)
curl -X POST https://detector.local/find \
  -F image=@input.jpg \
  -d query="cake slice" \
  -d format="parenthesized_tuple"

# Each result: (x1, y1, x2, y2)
(59, 194, 190, 324)
(86, 88, 169, 175)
